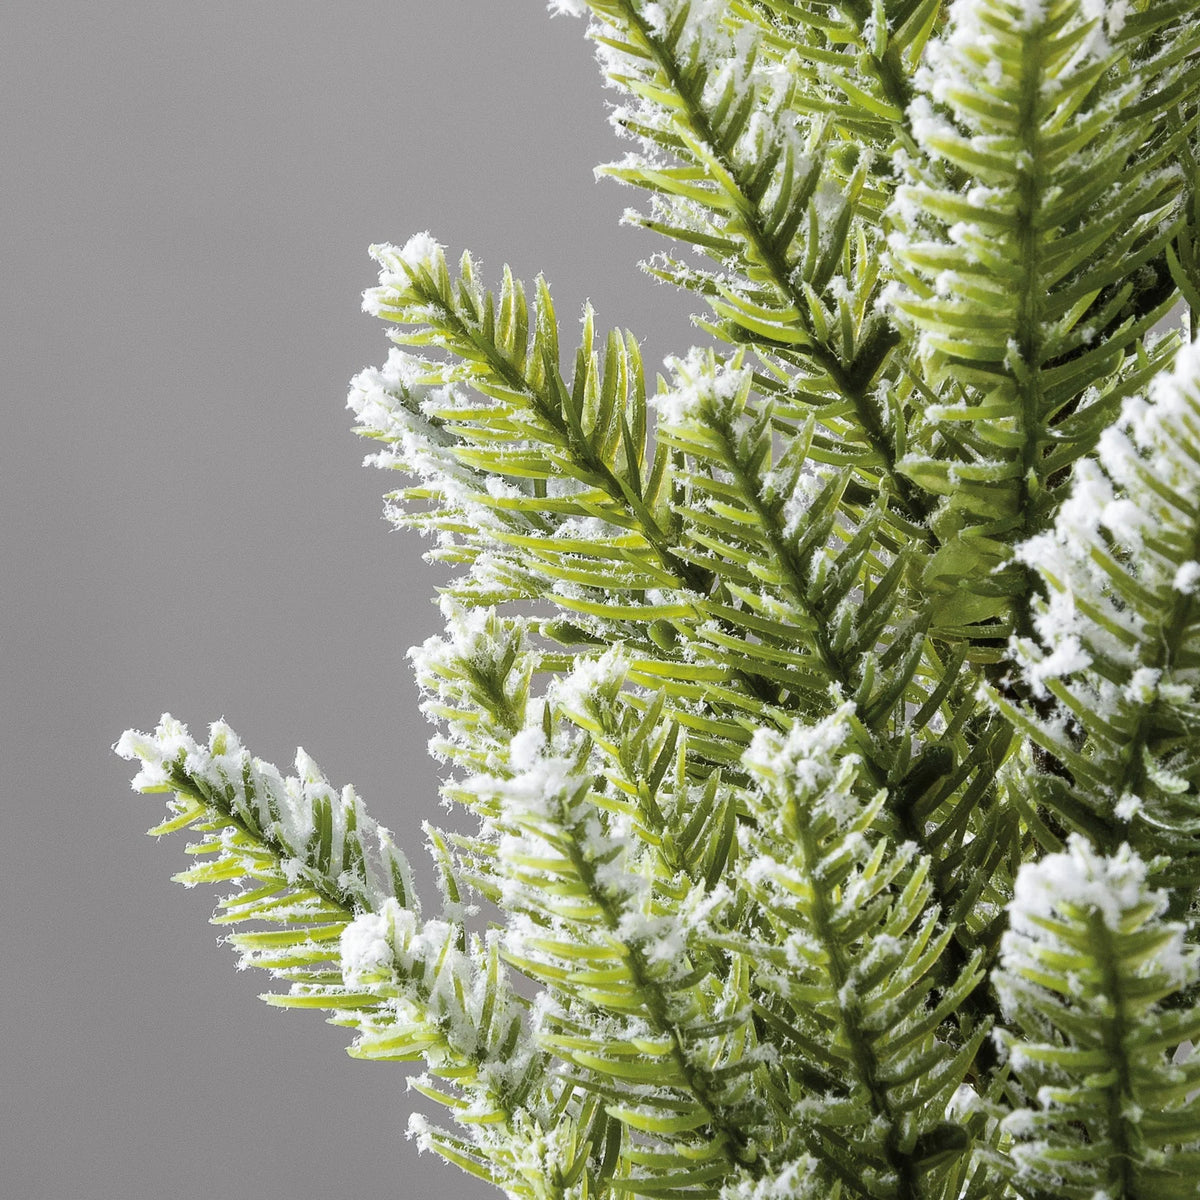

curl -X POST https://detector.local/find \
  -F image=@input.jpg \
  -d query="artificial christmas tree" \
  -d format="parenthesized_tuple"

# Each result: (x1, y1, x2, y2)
(119, 2, 1200, 1195)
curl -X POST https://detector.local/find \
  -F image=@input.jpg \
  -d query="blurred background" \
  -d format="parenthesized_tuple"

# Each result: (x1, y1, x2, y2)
(0, 4, 695, 1197)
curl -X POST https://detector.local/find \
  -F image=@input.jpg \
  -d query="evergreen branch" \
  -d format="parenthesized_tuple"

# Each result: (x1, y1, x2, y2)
(654, 347, 1019, 988)
(407, 607, 540, 783)
(360, 242, 831, 741)
(364, 236, 703, 595)
(990, 337, 1200, 897)
(737, 706, 988, 1200)
(993, 837, 1200, 1199)
(653, 351, 920, 781)
(116, 715, 417, 919)
(545, 661, 736, 892)
(661, 354, 917, 728)
(411, 616, 784, 1189)
(461, 716, 773, 1198)
(115, 716, 588, 1200)
(586, 0, 925, 523)
(730, 0, 935, 140)
(886, 0, 1200, 643)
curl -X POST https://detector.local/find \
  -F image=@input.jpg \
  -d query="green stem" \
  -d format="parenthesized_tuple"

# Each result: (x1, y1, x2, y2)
(554, 787, 768, 1182)
(793, 810, 924, 1200)
(1009, 24, 1052, 646)
(1090, 913, 1141, 1199)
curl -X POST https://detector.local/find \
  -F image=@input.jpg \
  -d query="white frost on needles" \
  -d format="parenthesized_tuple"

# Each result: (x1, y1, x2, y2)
(347, 347, 424, 437)
(341, 900, 402, 987)
(744, 702, 856, 794)
(116, 713, 315, 852)
(919, 0, 1103, 110)
(114, 714, 196, 793)
(550, 644, 629, 719)
(636, 0, 725, 54)
(344, 903, 533, 1084)
(997, 837, 1197, 1033)
(743, 702, 865, 829)
(1174, 561, 1200, 595)
(362, 233, 445, 317)
(719, 1157, 823, 1200)
(1007, 836, 1158, 935)
(654, 347, 751, 426)
(486, 734, 580, 821)
(1009, 335, 1200, 707)
(345, 347, 462, 477)
(115, 713, 414, 912)
(380, 231, 443, 277)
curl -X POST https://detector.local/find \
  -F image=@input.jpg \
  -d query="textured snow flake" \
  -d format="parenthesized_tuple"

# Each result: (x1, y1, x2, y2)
(412, 606, 501, 676)
(744, 704, 866, 828)
(347, 346, 426, 418)
(744, 702, 856, 794)
(642, 1, 668, 33)
(1050, 461, 1112, 543)
(907, 95, 958, 150)
(509, 725, 548, 772)
(719, 1158, 822, 1199)
(1100, 497, 1146, 548)
(406, 1111, 434, 1152)
(1008, 836, 1160, 934)
(1174, 561, 1200, 595)
(946, 1083, 980, 1121)
(1010, 629, 1091, 700)
(655, 347, 750, 425)
(341, 900, 403, 986)
(362, 234, 445, 316)
(551, 644, 629, 716)
(114, 713, 194, 791)
(616, 908, 686, 966)
(1114, 793, 1143, 821)
(468, 718, 581, 822)
(390, 231, 443, 275)
(1125, 667, 1162, 704)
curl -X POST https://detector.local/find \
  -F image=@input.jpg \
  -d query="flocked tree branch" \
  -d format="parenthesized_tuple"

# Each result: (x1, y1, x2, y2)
(119, 2, 1200, 1197)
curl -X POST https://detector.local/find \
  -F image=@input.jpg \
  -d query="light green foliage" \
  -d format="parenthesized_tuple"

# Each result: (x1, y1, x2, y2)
(888, 0, 1197, 632)
(991, 338, 1200, 892)
(119, 2, 1200, 1197)
(993, 838, 1200, 1199)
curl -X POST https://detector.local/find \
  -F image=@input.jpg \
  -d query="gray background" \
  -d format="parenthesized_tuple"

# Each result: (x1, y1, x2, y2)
(2, 4, 695, 1197)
